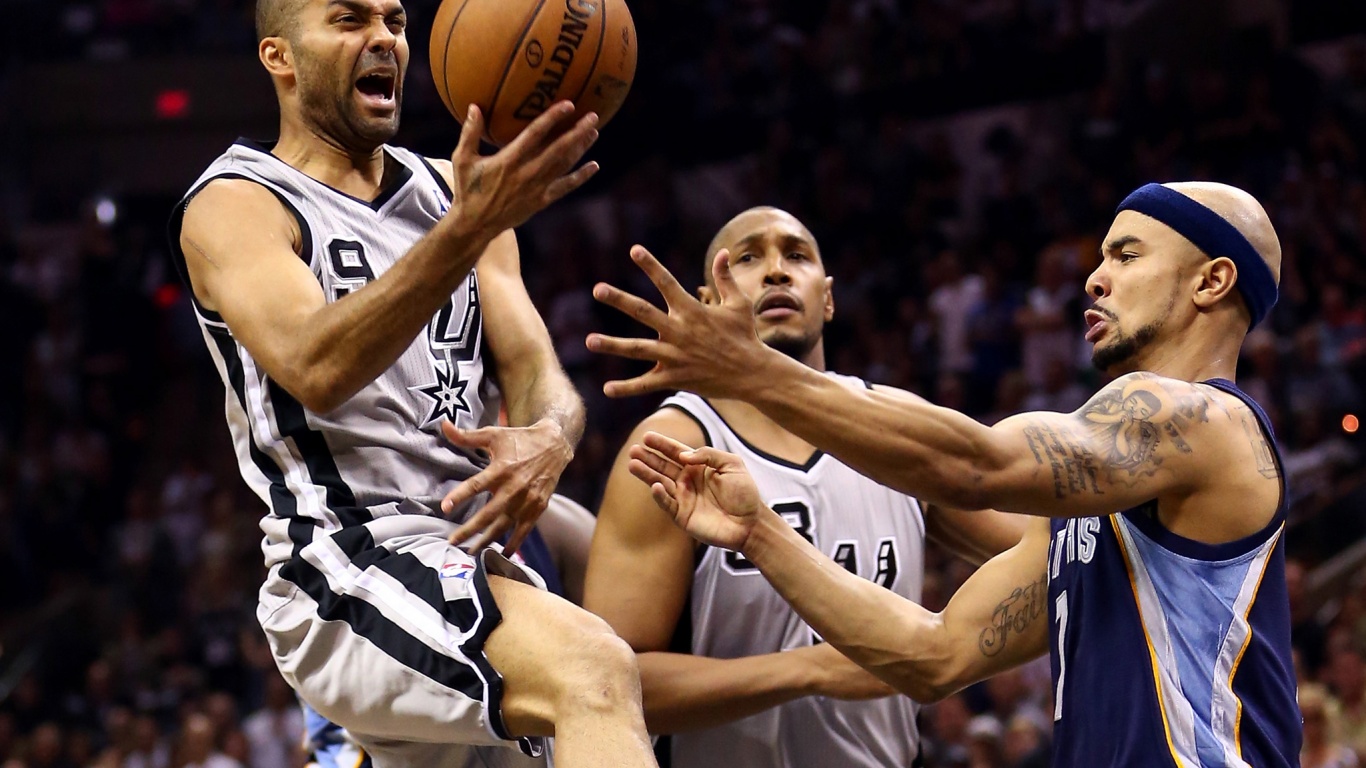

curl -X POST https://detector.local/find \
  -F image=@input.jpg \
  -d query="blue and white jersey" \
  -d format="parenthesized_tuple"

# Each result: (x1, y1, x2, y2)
(1047, 378, 1300, 767)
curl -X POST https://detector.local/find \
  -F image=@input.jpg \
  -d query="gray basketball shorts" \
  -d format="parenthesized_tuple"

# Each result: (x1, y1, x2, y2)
(257, 514, 548, 766)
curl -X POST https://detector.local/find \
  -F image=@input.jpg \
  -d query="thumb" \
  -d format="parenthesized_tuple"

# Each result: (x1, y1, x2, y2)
(441, 421, 493, 448)
(451, 105, 485, 166)
(679, 445, 733, 469)
(711, 250, 744, 307)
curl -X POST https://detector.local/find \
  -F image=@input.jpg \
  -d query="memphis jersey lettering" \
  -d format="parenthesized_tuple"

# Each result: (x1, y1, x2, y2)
(1047, 379, 1300, 767)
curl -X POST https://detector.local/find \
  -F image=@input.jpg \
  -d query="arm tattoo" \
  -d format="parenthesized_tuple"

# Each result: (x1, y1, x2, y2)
(1024, 422, 1103, 498)
(1024, 374, 1214, 499)
(184, 236, 219, 267)
(979, 575, 1047, 657)
(1239, 412, 1280, 480)
(467, 166, 484, 194)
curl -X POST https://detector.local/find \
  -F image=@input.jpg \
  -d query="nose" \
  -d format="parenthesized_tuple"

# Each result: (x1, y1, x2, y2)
(762, 251, 791, 285)
(1085, 261, 1109, 300)
(369, 20, 398, 53)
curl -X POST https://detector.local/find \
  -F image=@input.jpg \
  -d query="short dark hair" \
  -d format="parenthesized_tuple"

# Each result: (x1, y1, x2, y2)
(255, 0, 308, 42)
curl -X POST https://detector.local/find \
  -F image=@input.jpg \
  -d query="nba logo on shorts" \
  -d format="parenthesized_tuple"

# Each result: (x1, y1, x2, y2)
(439, 562, 475, 581)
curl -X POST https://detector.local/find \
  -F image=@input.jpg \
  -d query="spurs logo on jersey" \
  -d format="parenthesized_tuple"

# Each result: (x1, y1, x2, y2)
(169, 139, 501, 567)
(662, 379, 926, 768)
(322, 234, 484, 425)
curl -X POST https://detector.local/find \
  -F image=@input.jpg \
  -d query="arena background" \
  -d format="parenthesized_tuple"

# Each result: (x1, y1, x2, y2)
(2, 0, 1366, 766)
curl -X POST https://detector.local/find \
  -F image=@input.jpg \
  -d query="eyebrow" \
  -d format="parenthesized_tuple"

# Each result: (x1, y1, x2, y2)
(326, 0, 405, 16)
(732, 232, 814, 251)
(1101, 234, 1142, 254)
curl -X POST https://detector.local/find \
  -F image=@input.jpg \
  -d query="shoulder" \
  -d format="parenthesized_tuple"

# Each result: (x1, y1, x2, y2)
(632, 403, 710, 449)
(424, 156, 455, 190)
(182, 177, 293, 236)
(1076, 372, 1230, 427)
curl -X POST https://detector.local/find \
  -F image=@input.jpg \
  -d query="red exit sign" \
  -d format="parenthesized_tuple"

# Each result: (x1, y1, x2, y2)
(155, 88, 191, 119)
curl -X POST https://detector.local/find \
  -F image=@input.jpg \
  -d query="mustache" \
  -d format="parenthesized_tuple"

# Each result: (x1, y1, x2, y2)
(356, 50, 398, 73)
(1091, 306, 1118, 321)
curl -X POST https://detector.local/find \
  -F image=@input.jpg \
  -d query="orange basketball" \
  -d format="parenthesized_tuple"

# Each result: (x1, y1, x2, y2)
(429, 0, 637, 147)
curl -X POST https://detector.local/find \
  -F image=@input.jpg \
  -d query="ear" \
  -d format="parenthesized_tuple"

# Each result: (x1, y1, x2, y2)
(698, 285, 716, 305)
(823, 276, 835, 322)
(1193, 257, 1239, 311)
(259, 36, 294, 78)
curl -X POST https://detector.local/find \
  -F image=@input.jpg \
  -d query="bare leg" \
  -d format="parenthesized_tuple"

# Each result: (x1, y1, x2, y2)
(484, 574, 657, 768)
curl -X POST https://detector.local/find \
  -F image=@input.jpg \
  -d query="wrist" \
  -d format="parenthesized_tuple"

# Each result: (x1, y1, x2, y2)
(436, 209, 498, 267)
(739, 504, 786, 562)
(531, 418, 575, 462)
(734, 347, 797, 403)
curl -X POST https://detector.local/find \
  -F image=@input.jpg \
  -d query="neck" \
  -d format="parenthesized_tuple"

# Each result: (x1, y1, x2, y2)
(1123, 324, 1243, 383)
(272, 112, 387, 192)
(801, 338, 827, 372)
(711, 337, 826, 436)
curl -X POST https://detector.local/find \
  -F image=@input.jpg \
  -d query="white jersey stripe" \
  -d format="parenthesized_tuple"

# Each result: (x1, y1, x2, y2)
(1210, 528, 1280, 765)
(1114, 517, 1207, 767)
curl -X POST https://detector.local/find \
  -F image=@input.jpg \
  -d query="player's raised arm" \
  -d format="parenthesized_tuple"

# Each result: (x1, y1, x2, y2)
(179, 103, 597, 414)
(437, 229, 586, 552)
(588, 249, 1233, 521)
(585, 412, 893, 734)
(628, 433, 1052, 702)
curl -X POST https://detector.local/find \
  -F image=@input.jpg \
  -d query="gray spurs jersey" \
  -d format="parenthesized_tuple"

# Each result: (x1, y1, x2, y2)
(663, 380, 926, 768)
(169, 140, 499, 567)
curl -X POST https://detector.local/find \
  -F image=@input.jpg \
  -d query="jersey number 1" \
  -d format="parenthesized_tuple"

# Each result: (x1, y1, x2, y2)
(1054, 590, 1068, 722)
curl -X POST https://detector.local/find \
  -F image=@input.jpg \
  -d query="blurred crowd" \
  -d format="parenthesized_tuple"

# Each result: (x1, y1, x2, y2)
(3, 2, 1366, 768)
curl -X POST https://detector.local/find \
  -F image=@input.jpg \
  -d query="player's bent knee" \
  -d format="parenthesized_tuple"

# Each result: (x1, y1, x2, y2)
(485, 576, 642, 734)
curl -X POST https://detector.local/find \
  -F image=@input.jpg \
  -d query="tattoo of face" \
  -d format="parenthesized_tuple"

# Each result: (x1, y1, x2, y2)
(1024, 375, 1215, 499)
(979, 575, 1047, 657)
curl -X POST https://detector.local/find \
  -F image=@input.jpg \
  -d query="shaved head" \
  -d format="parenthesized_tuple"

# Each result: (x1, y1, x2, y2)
(256, 0, 309, 42)
(705, 207, 820, 282)
(1163, 181, 1282, 285)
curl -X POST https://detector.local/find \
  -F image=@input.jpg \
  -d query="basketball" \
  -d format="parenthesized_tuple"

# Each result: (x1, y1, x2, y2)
(429, 0, 638, 147)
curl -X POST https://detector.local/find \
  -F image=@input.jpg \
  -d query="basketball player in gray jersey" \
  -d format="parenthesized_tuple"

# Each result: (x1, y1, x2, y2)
(584, 208, 1026, 767)
(167, 1, 656, 767)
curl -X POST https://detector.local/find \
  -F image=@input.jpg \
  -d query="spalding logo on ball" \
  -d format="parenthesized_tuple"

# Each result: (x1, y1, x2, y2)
(430, 0, 638, 147)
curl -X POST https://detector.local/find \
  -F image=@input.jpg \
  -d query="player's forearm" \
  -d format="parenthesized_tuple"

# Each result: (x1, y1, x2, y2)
(501, 362, 586, 451)
(286, 216, 495, 412)
(637, 650, 818, 734)
(741, 510, 959, 702)
(742, 352, 1005, 510)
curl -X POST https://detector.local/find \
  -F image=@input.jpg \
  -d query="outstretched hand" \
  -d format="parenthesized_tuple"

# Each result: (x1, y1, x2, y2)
(586, 246, 773, 399)
(627, 431, 769, 552)
(448, 103, 600, 237)
(440, 419, 574, 554)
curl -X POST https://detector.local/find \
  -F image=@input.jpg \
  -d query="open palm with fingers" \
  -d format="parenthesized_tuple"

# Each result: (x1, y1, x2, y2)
(585, 246, 774, 400)
(627, 431, 769, 552)
(440, 419, 574, 554)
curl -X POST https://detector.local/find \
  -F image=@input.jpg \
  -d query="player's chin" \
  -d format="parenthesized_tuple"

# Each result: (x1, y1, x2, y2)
(351, 112, 402, 145)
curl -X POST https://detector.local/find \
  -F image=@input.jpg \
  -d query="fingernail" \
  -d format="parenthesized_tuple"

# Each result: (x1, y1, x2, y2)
(442, 501, 451, 513)
(467, 105, 476, 122)
(587, 112, 599, 126)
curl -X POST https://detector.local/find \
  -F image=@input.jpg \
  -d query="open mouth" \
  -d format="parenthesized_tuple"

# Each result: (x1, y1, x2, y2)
(756, 292, 802, 318)
(355, 72, 397, 106)
(1084, 309, 1110, 342)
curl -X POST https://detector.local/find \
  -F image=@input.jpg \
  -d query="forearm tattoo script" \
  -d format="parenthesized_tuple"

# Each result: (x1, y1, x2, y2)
(979, 575, 1047, 657)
